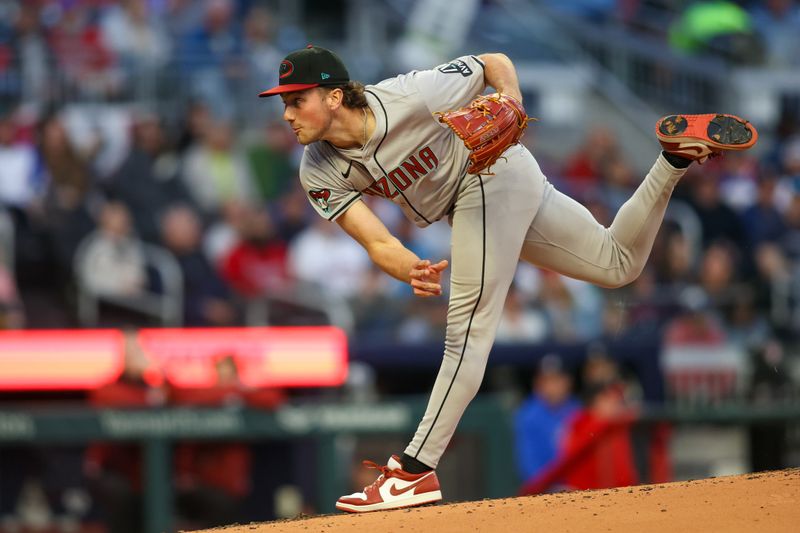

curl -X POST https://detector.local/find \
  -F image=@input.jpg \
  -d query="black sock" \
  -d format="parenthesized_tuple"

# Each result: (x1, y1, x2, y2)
(400, 453, 433, 473)
(662, 150, 692, 169)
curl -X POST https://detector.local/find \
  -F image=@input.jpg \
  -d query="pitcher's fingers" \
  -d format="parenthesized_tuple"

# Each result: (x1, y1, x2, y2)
(430, 259, 449, 272)
(411, 279, 442, 296)
(411, 278, 441, 293)
(410, 260, 433, 279)
(413, 287, 441, 297)
(409, 267, 428, 280)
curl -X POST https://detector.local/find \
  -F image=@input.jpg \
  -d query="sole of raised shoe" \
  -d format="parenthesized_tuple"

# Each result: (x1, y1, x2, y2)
(335, 490, 443, 513)
(656, 114, 758, 151)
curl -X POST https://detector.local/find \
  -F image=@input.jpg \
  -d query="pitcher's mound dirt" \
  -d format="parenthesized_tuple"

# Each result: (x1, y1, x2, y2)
(194, 468, 799, 533)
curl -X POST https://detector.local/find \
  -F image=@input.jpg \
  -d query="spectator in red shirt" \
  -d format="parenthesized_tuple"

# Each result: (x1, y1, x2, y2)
(520, 355, 641, 495)
(561, 382, 638, 491)
(561, 126, 620, 194)
(48, 3, 119, 98)
(220, 204, 290, 297)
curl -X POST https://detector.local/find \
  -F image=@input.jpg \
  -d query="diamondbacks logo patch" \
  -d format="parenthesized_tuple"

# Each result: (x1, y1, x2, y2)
(438, 60, 472, 77)
(309, 188, 331, 213)
(279, 60, 294, 79)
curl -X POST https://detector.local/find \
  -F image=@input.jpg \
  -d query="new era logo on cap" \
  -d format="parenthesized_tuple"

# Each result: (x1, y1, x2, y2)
(258, 45, 350, 97)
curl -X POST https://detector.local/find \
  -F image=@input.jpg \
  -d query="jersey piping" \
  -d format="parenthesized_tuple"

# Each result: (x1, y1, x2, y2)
(366, 89, 433, 226)
(415, 174, 487, 458)
(327, 192, 362, 220)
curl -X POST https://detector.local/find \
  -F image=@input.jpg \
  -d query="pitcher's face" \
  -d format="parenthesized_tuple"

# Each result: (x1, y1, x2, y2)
(281, 89, 333, 145)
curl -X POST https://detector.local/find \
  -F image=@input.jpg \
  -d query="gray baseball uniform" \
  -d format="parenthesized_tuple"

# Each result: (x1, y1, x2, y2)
(299, 55, 686, 468)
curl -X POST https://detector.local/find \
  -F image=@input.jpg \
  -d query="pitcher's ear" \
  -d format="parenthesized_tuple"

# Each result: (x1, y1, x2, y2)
(324, 87, 344, 110)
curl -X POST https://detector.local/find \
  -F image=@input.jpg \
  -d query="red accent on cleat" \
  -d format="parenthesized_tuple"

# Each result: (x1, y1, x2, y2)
(655, 113, 758, 163)
(335, 455, 443, 513)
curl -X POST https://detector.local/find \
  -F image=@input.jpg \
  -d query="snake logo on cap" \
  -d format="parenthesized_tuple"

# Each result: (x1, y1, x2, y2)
(279, 60, 294, 79)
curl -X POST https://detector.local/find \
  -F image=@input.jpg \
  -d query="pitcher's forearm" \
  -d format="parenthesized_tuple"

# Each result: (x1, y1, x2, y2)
(368, 238, 421, 283)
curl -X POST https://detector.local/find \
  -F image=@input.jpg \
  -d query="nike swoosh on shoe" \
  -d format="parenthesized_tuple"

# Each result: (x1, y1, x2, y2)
(388, 473, 434, 497)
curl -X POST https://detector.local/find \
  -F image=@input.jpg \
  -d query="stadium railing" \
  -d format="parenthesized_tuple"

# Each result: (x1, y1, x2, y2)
(73, 232, 184, 327)
(0, 208, 13, 278)
(0, 396, 514, 533)
(243, 281, 355, 334)
(499, 0, 800, 129)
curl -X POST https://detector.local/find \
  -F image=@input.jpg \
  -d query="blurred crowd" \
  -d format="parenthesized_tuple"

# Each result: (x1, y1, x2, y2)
(0, 0, 289, 121)
(543, 0, 800, 67)
(0, 0, 797, 380)
(0, 1, 799, 531)
(0, 0, 798, 109)
(5, 94, 795, 352)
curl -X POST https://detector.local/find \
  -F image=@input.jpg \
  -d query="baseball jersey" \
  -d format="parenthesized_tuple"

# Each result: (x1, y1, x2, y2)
(299, 55, 487, 227)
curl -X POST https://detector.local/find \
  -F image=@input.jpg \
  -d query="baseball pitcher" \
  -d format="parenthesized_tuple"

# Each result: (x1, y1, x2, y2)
(258, 45, 757, 513)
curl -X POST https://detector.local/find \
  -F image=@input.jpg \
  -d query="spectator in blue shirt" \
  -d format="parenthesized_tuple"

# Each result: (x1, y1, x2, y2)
(513, 354, 581, 484)
(741, 175, 785, 247)
(749, 0, 800, 67)
(176, 0, 244, 119)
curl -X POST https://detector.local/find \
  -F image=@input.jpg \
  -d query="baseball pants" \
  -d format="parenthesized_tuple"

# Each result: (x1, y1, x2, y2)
(404, 145, 686, 468)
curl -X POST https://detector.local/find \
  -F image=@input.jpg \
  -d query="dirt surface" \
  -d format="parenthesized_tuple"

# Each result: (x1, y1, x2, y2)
(194, 469, 800, 533)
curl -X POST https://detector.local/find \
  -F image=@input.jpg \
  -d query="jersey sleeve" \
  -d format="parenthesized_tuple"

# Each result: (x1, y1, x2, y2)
(410, 55, 486, 114)
(299, 147, 362, 222)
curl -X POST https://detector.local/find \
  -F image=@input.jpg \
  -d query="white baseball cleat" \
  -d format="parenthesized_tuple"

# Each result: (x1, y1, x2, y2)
(335, 455, 442, 513)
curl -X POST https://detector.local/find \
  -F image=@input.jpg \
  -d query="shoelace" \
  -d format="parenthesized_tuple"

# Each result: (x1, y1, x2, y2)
(362, 460, 396, 491)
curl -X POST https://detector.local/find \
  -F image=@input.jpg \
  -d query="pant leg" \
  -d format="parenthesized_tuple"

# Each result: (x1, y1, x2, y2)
(404, 146, 545, 468)
(521, 154, 686, 288)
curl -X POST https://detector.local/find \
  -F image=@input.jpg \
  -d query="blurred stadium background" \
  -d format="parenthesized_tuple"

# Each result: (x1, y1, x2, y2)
(0, 0, 799, 531)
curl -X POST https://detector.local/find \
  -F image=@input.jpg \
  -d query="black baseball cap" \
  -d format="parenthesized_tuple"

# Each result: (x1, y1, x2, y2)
(258, 45, 350, 97)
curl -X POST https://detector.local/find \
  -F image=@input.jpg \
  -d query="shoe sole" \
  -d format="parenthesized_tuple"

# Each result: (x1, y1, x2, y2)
(656, 114, 758, 151)
(335, 490, 443, 513)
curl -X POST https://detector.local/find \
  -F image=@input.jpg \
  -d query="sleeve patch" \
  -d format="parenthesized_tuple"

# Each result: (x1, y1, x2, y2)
(438, 59, 473, 77)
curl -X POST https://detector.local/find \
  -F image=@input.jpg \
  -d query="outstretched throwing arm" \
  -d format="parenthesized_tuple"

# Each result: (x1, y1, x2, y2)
(337, 200, 448, 297)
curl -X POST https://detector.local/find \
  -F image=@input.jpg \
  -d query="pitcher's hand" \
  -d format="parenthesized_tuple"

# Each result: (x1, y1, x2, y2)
(409, 259, 449, 297)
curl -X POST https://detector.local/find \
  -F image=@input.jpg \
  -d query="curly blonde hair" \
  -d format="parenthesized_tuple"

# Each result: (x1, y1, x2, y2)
(324, 81, 368, 109)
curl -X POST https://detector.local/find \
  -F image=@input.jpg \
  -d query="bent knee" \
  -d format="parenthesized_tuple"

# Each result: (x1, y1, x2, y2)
(595, 263, 645, 289)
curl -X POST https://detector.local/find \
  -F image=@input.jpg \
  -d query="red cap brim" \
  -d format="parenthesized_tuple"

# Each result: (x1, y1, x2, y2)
(258, 83, 320, 97)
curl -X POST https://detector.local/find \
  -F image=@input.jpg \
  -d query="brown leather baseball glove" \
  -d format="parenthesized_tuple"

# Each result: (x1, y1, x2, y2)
(435, 93, 532, 175)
